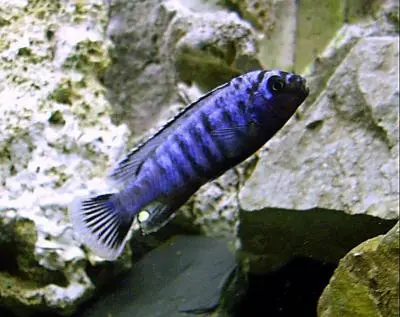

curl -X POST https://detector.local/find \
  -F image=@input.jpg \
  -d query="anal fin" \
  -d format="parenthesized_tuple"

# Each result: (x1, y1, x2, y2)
(137, 201, 177, 234)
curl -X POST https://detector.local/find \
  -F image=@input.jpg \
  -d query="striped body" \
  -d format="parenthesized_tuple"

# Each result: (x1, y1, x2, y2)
(120, 77, 259, 209)
(70, 69, 309, 260)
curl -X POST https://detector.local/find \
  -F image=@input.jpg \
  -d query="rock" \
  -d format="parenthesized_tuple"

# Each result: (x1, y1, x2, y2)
(106, 0, 260, 136)
(237, 208, 397, 273)
(295, 0, 399, 71)
(0, 1, 131, 315)
(318, 222, 399, 317)
(295, 0, 346, 71)
(221, 0, 399, 73)
(77, 235, 236, 317)
(240, 35, 399, 216)
(232, 258, 336, 317)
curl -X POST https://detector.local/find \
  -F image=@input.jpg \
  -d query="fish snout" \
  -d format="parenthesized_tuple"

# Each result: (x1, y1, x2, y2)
(286, 74, 309, 97)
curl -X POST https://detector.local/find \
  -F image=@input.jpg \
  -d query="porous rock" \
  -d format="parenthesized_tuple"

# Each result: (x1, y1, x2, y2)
(0, 1, 130, 315)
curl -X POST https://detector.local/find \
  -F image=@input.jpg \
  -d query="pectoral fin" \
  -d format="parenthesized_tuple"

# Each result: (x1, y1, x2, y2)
(210, 123, 259, 158)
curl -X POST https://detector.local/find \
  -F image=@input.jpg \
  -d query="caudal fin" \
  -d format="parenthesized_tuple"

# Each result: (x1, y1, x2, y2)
(69, 193, 133, 260)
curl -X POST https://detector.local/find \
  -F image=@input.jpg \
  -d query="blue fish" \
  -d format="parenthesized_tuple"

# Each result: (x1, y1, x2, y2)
(70, 69, 309, 259)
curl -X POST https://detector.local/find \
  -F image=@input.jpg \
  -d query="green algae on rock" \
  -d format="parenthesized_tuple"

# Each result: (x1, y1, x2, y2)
(62, 39, 111, 77)
(0, 218, 80, 317)
(318, 222, 399, 317)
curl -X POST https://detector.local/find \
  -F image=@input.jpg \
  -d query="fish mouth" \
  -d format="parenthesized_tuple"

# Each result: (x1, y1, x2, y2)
(286, 74, 309, 98)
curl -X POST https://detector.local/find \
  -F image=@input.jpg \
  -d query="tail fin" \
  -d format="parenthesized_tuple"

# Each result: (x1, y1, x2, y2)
(69, 193, 134, 260)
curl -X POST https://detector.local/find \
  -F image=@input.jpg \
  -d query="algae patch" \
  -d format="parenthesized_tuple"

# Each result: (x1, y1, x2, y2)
(318, 222, 399, 317)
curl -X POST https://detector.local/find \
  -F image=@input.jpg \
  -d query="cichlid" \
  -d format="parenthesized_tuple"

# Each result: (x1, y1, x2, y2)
(70, 69, 309, 260)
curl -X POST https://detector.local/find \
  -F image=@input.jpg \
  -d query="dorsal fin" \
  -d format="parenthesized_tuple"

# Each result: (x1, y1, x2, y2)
(109, 81, 230, 186)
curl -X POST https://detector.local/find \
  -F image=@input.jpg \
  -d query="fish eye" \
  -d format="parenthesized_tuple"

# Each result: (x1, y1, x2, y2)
(268, 76, 285, 93)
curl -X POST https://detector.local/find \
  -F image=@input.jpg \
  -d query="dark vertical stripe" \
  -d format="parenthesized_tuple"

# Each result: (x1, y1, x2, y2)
(198, 112, 221, 166)
(165, 136, 191, 184)
(174, 133, 205, 177)
(200, 111, 231, 160)
(247, 70, 267, 102)
(199, 111, 213, 133)
(149, 154, 167, 176)
(221, 108, 234, 126)
(256, 70, 266, 84)
(238, 100, 246, 114)
(191, 124, 217, 168)
(221, 107, 246, 139)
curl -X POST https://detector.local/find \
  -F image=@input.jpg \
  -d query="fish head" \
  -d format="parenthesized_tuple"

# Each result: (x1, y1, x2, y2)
(251, 70, 309, 123)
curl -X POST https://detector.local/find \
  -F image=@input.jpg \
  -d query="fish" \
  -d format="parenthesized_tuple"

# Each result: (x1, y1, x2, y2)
(70, 69, 309, 260)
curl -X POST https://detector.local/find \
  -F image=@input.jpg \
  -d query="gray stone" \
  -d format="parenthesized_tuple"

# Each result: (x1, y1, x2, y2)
(220, 0, 298, 70)
(239, 36, 399, 218)
(80, 235, 236, 317)
(106, 0, 260, 136)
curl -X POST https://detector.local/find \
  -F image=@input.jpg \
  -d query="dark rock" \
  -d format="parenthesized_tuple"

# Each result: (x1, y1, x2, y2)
(237, 208, 397, 273)
(76, 235, 236, 317)
(235, 258, 336, 317)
